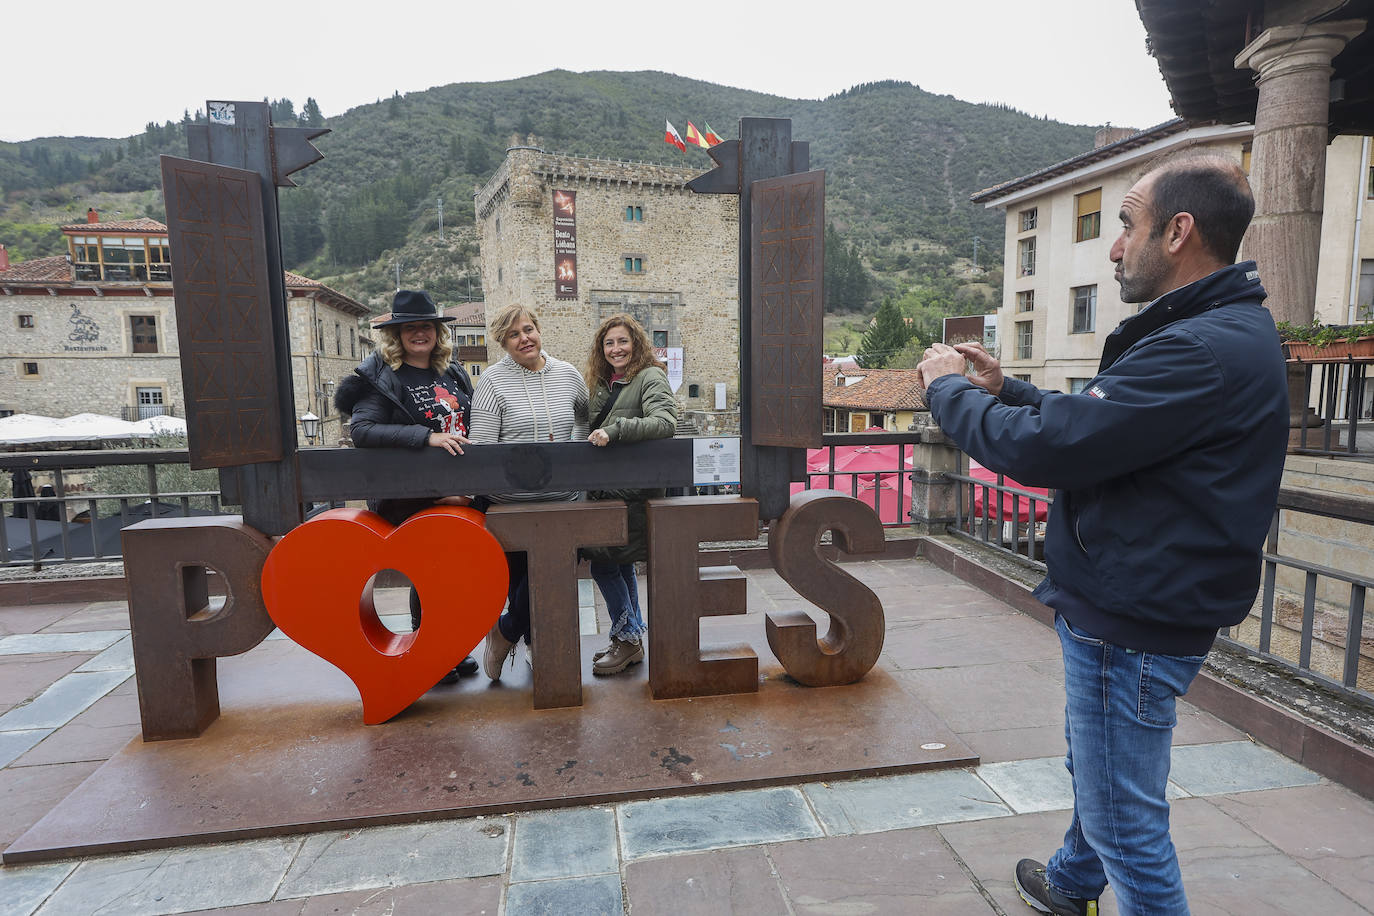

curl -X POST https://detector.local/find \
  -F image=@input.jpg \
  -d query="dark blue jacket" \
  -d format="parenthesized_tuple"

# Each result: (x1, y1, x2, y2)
(925, 262, 1288, 655)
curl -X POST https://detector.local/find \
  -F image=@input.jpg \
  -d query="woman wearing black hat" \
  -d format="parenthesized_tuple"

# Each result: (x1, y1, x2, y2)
(334, 289, 479, 682)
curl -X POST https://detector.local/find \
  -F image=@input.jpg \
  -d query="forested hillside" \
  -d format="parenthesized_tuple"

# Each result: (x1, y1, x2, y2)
(0, 71, 1099, 322)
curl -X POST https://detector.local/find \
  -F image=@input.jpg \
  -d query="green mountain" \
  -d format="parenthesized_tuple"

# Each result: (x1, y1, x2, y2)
(0, 71, 1099, 311)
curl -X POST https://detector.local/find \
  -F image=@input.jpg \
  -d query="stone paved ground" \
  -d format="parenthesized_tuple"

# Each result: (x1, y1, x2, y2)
(2, 558, 1373, 915)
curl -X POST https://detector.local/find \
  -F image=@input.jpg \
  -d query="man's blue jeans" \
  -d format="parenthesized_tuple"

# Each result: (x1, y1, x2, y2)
(589, 561, 646, 644)
(1046, 613, 1205, 915)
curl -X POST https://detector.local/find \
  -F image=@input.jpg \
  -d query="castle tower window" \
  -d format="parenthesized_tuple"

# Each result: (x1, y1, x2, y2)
(624, 256, 644, 273)
(625, 205, 644, 221)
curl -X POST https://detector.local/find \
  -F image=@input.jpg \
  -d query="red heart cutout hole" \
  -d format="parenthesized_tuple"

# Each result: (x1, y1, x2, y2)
(262, 506, 508, 724)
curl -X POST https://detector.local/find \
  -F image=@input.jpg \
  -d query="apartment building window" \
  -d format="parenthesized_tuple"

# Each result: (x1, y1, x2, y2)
(1018, 237, 1036, 277)
(653, 330, 669, 348)
(1016, 321, 1033, 359)
(129, 315, 159, 353)
(1016, 290, 1035, 312)
(1358, 259, 1373, 321)
(1019, 208, 1037, 232)
(689, 384, 700, 398)
(1071, 285, 1097, 334)
(18, 314, 34, 329)
(21, 361, 39, 377)
(316, 319, 324, 352)
(1014, 374, 1031, 383)
(624, 256, 644, 273)
(335, 322, 342, 355)
(350, 328, 357, 359)
(1068, 378, 1091, 395)
(1242, 142, 1253, 176)
(1075, 188, 1102, 242)
(471, 365, 482, 376)
(625, 205, 644, 221)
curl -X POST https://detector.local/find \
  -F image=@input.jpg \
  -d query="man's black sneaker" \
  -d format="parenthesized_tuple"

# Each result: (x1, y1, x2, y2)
(1014, 859, 1098, 916)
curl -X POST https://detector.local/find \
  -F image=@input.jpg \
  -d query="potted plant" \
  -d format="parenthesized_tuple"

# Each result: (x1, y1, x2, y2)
(1276, 321, 1374, 362)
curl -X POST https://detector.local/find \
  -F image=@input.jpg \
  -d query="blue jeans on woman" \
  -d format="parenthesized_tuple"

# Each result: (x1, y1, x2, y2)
(589, 561, 646, 643)
(1046, 613, 1205, 915)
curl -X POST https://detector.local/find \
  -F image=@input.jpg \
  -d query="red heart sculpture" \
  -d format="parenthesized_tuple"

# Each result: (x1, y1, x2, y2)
(261, 506, 508, 724)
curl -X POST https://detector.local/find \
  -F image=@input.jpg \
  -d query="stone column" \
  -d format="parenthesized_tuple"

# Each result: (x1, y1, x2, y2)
(1236, 21, 1364, 442)
(908, 425, 963, 535)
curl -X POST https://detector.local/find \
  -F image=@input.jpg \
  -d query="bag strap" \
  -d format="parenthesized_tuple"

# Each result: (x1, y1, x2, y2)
(590, 381, 625, 431)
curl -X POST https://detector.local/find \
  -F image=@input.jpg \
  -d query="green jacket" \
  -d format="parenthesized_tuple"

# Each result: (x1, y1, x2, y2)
(584, 365, 678, 564)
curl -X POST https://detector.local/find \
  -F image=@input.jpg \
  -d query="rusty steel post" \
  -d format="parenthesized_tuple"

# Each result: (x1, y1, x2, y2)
(485, 501, 628, 709)
(122, 517, 275, 740)
(766, 489, 886, 686)
(645, 496, 760, 699)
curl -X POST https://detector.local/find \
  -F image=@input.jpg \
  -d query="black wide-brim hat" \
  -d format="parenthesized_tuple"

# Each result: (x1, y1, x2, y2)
(373, 290, 455, 328)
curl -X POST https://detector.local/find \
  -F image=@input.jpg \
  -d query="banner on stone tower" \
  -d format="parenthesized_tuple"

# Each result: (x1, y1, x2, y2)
(553, 189, 577, 300)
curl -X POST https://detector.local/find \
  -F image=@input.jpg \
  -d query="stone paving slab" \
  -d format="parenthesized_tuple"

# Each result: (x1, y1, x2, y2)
(33, 837, 300, 915)
(0, 655, 93, 711)
(72, 636, 132, 673)
(1170, 740, 1325, 796)
(1211, 783, 1374, 911)
(505, 873, 622, 915)
(0, 859, 76, 916)
(0, 606, 80, 639)
(976, 755, 1187, 815)
(275, 819, 508, 899)
(803, 769, 1009, 835)
(0, 670, 129, 732)
(0, 730, 50, 769)
(0, 632, 126, 657)
(215, 875, 503, 915)
(617, 787, 822, 861)
(622, 846, 788, 916)
(768, 828, 992, 915)
(11, 691, 141, 768)
(0, 761, 100, 850)
(510, 806, 617, 882)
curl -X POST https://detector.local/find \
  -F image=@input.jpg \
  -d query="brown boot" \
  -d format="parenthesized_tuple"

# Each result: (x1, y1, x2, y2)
(592, 638, 643, 676)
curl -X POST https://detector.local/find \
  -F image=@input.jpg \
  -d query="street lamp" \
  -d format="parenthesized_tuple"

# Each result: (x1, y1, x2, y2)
(300, 411, 320, 446)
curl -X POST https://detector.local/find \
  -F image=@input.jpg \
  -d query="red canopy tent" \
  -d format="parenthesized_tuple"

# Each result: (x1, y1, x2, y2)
(967, 460, 1051, 522)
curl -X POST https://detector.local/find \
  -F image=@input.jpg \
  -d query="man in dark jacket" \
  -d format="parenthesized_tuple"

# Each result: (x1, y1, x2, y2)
(918, 156, 1288, 915)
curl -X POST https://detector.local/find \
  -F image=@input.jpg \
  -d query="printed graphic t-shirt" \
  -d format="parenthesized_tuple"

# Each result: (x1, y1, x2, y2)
(394, 363, 469, 436)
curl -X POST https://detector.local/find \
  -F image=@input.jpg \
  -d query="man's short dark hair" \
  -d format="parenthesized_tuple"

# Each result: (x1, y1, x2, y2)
(1147, 157, 1254, 263)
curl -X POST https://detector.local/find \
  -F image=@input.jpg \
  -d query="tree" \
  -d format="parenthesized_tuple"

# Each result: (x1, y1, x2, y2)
(466, 142, 491, 175)
(300, 98, 325, 128)
(857, 297, 912, 368)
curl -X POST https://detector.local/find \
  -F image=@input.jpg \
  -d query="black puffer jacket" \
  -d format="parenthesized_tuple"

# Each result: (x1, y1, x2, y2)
(334, 352, 474, 524)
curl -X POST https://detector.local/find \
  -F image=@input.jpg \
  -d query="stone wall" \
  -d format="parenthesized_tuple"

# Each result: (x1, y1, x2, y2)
(1, 291, 184, 418)
(476, 149, 740, 417)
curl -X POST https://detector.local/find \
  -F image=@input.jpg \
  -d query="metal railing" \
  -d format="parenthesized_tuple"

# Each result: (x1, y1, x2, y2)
(938, 462, 1373, 709)
(1, 449, 227, 568)
(799, 432, 922, 528)
(1291, 360, 1373, 459)
(946, 465, 1053, 563)
(120, 404, 178, 421)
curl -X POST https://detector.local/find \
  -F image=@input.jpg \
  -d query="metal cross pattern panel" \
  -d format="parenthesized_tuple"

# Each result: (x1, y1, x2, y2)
(160, 155, 282, 469)
(750, 170, 825, 448)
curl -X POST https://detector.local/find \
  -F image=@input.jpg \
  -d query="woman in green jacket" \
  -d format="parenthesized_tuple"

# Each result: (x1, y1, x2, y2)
(583, 314, 678, 675)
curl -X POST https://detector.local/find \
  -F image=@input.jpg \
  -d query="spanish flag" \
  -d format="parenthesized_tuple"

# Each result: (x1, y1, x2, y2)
(685, 121, 710, 148)
(703, 122, 723, 146)
(664, 120, 686, 152)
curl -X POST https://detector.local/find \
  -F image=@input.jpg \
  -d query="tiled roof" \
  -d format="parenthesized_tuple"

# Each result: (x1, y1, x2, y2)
(0, 255, 70, 282)
(823, 368, 926, 412)
(60, 217, 168, 233)
(443, 301, 485, 325)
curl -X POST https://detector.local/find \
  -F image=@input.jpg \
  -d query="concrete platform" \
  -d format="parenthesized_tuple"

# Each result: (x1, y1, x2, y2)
(4, 628, 973, 863)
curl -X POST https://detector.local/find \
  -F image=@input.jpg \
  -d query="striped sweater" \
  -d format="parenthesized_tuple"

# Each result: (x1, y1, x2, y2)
(470, 352, 589, 502)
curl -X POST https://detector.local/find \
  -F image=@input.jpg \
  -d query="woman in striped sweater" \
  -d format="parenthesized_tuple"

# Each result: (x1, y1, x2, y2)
(471, 305, 589, 679)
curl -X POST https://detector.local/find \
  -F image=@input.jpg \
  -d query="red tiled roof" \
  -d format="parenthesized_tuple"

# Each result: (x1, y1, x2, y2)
(443, 301, 485, 325)
(60, 217, 168, 233)
(823, 369, 927, 412)
(0, 255, 71, 282)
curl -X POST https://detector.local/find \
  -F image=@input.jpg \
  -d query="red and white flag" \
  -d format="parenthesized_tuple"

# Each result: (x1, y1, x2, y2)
(664, 120, 686, 152)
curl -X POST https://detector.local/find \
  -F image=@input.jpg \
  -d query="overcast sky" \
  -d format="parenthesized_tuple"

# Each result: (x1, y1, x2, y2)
(2, 1, 1178, 143)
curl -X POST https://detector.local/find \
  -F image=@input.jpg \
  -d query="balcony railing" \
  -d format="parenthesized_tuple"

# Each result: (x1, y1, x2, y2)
(120, 404, 178, 422)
